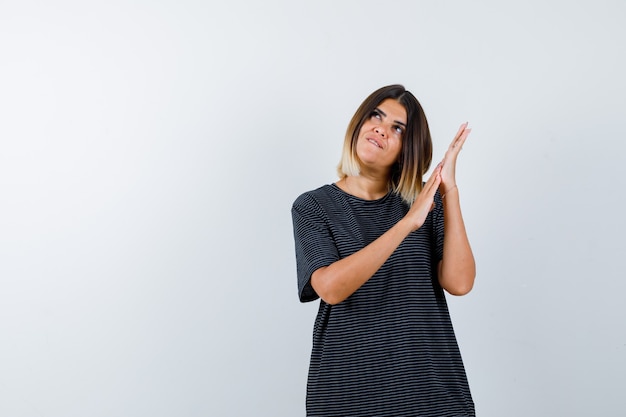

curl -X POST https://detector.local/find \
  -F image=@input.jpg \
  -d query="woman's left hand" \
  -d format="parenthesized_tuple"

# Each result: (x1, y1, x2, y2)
(439, 122, 471, 194)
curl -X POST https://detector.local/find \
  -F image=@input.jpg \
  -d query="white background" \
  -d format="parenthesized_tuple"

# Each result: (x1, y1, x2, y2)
(1, 1, 625, 416)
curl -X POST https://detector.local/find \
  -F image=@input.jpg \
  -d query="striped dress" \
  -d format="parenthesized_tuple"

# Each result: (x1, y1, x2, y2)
(291, 184, 475, 417)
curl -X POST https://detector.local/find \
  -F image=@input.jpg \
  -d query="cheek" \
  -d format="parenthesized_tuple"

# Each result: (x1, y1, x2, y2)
(358, 122, 372, 134)
(391, 142, 403, 158)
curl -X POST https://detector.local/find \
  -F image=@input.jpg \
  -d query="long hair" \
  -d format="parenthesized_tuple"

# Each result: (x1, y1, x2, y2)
(337, 84, 432, 205)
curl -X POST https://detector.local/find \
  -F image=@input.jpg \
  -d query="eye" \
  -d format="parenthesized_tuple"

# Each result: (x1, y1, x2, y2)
(370, 110, 382, 120)
(393, 125, 404, 136)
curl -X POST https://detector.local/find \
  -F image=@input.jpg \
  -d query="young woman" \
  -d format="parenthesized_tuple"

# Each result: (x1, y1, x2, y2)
(291, 84, 476, 416)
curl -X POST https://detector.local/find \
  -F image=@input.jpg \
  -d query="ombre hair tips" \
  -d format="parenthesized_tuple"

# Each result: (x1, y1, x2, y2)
(337, 84, 433, 205)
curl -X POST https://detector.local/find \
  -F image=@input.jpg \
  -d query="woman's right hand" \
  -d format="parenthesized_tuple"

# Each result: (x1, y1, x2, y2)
(405, 164, 442, 231)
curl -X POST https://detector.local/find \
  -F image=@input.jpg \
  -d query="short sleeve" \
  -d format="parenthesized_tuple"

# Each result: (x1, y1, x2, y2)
(291, 193, 340, 303)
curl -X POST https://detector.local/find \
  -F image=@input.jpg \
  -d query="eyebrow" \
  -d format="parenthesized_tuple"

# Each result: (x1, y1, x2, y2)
(375, 107, 407, 128)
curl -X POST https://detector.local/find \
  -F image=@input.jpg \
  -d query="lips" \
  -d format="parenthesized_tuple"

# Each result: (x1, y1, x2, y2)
(367, 137, 383, 149)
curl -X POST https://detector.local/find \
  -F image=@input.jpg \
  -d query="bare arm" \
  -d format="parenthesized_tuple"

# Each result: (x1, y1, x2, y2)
(438, 187, 475, 295)
(437, 123, 476, 295)
(311, 165, 443, 305)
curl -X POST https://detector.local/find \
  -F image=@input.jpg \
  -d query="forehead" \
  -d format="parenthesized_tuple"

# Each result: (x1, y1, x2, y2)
(377, 98, 407, 123)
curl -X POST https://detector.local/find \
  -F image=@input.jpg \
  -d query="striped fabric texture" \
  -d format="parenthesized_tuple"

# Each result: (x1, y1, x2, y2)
(292, 184, 474, 417)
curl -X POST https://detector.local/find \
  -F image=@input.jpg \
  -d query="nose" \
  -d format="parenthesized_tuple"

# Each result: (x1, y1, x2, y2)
(374, 126, 386, 137)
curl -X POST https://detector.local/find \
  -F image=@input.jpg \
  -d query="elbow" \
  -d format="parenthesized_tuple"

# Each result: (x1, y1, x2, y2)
(446, 281, 474, 296)
(321, 294, 345, 305)
(315, 282, 347, 305)
(441, 270, 475, 296)
(311, 269, 347, 305)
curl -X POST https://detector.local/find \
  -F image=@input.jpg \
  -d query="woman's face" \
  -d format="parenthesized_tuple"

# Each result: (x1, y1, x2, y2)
(355, 98, 407, 173)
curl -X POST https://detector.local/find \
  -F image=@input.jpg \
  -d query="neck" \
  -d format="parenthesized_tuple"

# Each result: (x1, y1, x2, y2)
(340, 174, 389, 200)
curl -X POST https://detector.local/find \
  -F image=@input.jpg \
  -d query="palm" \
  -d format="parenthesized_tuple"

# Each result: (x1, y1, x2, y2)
(440, 123, 471, 193)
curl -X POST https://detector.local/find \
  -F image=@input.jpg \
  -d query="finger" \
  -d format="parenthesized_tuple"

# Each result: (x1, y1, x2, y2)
(424, 164, 442, 187)
(451, 122, 467, 138)
(425, 170, 442, 195)
(421, 173, 440, 198)
(451, 122, 468, 144)
(454, 128, 471, 150)
(449, 123, 470, 150)
(431, 173, 442, 193)
(448, 129, 471, 158)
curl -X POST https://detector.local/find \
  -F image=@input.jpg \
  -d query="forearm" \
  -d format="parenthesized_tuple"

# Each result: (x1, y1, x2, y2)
(439, 187, 476, 295)
(311, 218, 414, 305)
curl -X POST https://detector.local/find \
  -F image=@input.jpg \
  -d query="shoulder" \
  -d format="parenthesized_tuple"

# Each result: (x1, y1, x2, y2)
(292, 184, 337, 210)
(291, 185, 340, 235)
